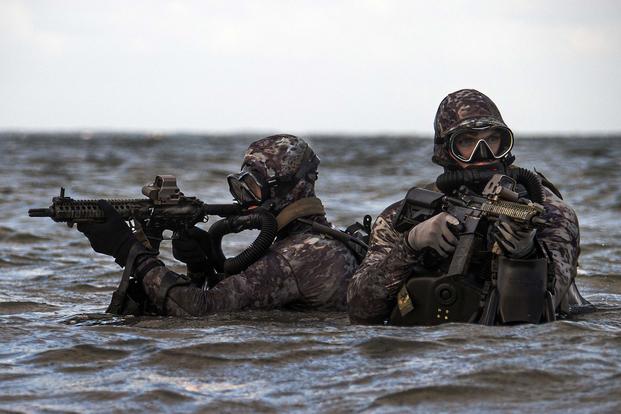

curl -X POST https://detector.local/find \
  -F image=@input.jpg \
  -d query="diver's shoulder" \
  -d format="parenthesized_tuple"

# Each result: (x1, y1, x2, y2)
(267, 231, 356, 278)
(377, 200, 402, 225)
(272, 230, 350, 256)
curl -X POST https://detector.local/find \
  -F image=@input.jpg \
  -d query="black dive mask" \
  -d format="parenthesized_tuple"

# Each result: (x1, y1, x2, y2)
(448, 125, 514, 164)
(227, 168, 265, 206)
(227, 148, 320, 208)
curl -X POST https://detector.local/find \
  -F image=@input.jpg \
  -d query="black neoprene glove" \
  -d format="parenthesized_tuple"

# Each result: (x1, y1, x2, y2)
(77, 200, 137, 267)
(493, 219, 537, 259)
(172, 227, 212, 272)
(140, 223, 163, 251)
(227, 215, 258, 233)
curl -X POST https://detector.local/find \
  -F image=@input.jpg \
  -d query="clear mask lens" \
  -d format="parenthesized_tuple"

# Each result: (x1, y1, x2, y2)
(449, 127, 513, 163)
(240, 173, 262, 201)
(227, 171, 263, 205)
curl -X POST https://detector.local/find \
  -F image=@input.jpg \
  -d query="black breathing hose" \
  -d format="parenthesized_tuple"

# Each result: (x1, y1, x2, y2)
(508, 167, 545, 204)
(435, 167, 545, 204)
(208, 211, 278, 275)
(435, 168, 490, 195)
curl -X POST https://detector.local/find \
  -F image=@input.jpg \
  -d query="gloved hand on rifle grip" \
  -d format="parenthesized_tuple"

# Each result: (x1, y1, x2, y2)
(77, 200, 137, 267)
(494, 219, 537, 258)
(227, 214, 257, 233)
(139, 223, 163, 252)
(406, 212, 460, 257)
(172, 226, 212, 272)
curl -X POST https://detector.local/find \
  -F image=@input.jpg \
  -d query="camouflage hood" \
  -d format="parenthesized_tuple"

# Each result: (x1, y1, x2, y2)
(433, 89, 514, 169)
(242, 134, 319, 213)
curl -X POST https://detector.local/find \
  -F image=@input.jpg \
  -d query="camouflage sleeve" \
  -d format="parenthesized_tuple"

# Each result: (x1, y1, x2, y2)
(136, 251, 300, 317)
(347, 201, 421, 324)
(537, 188, 580, 309)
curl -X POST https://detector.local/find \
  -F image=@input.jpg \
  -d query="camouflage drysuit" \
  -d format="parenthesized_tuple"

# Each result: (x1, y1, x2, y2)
(347, 89, 589, 324)
(127, 136, 358, 316)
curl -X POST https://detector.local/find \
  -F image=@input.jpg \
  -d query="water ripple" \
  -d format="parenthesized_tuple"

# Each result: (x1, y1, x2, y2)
(0, 134, 620, 412)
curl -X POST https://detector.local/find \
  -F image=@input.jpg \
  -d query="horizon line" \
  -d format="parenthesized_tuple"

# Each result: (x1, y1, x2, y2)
(1, 129, 621, 139)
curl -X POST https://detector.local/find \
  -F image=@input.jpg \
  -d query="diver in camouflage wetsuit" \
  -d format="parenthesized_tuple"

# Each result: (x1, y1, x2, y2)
(347, 89, 590, 324)
(78, 135, 358, 316)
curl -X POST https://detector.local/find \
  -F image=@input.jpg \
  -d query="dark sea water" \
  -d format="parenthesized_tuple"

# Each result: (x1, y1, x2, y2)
(1, 133, 620, 413)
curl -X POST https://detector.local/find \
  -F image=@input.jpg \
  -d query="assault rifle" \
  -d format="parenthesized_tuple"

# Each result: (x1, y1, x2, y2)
(29, 175, 279, 276)
(394, 174, 545, 278)
(28, 175, 242, 246)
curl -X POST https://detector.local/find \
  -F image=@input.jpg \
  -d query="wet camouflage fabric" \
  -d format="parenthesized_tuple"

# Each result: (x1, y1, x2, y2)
(134, 216, 357, 316)
(432, 89, 513, 168)
(347, 200, 419, 324)
(347, 181, 585, 324)
(538, 188, 585, 312)
(242, 135, 319, 213)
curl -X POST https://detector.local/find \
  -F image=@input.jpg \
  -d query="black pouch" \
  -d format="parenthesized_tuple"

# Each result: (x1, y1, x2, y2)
(496, 256, 547, 324)
(107, 244, 158, 316)
(389, 274, 483, 326)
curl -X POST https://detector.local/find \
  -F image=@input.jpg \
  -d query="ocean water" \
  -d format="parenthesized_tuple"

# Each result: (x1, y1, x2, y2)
(1, 133, 620, 413)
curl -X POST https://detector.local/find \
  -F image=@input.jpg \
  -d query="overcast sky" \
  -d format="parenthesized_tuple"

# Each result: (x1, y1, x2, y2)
(1, 0, 620, 134)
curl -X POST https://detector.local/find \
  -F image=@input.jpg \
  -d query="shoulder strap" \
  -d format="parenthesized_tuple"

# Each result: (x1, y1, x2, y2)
(296, 217, 368, 263)
(276, 197, 370, 262)
(275, 197, 326, 231)
(106, 243, 158, 315)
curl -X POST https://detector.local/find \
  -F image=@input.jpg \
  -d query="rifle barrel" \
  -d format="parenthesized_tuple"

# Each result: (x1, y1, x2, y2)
(204, 204, 242, 217)
(28, 208, 52, 217)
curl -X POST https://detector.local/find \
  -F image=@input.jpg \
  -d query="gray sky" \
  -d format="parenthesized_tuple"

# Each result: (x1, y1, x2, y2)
(1, 0, 620, 134)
